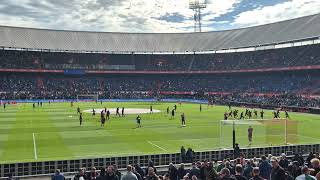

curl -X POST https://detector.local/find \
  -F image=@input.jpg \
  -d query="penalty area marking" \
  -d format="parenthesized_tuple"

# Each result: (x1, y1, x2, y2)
(32, 133, 38, 160)
(147, 141, 167, 152)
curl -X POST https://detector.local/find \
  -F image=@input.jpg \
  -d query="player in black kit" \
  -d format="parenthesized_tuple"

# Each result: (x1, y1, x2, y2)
(121, 107, 125, 117)
(171, 109, 175, 119)
(106, 110, 110, 120)
(116, 107, 120, 117)
(92, 108, 96, 116)
(167, 107, 169, 114)
(136, 115, 141, 128)
(181, 113, 186, 126)
(285, 111, 290, 119)
(200, 104, 202, 112)
(240, 112, 244, 120)
(77, 107, 80, 114)
(260, 110, 264, 119)
(100, 111, 105, 127)
(150, 105, 153, 113)
(79, 113, 83, 126)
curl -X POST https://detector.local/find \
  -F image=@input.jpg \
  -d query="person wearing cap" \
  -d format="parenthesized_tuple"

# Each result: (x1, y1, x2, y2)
(270, 157, 285, 180)
(295, 166, 316, 180)
(249, 167, 265, 180)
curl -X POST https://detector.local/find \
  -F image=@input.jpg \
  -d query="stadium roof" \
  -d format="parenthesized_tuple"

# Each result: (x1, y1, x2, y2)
(0, 13, 319, 53)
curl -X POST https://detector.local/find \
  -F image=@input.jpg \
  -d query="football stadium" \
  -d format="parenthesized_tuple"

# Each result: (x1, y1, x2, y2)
(0, 1, 320, 180)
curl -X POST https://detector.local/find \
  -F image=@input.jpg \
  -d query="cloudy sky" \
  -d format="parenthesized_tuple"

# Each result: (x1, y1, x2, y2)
(0, 0, 319, 33)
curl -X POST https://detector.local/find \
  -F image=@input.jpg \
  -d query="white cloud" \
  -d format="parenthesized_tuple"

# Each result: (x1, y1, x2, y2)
(0, 0, 241, 32)
(233, 0, 320, 27)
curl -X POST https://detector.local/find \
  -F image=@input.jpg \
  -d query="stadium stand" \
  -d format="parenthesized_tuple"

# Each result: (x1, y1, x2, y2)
(0, 14, 319, 179)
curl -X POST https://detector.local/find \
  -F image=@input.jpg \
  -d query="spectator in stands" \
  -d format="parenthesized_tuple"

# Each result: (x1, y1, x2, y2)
(258, 156, 271, 180)
(292, 154, 304, 166)
(105, 165, 119, 180)
(88, 167, 99, 180)
(134, 164, 145, 180)
(225, 161, 235, 175)
(97, 168, 106, 180)
(217, 160, 226, 173)
(132, 167, 143, 180)
(188, 162, 201, 179)
(243, 160, 254, 179)
(219, 168, 236, 180)
(146, 161, 157, 176)
(163, 173, 170, 180)
(279, 153, 289, 170)
(306, 152, 315, 167)
(287, 161, 301, 179)
(295, 166, 316, 180)
(204, 161, 218, 180)
(52, 169, 65, 180)
(73, 168, 88, 180)
(181, 146, 187, 163)
(234, 165, 247, 180)
(310, 158, 320, 177)
(121, 165, 138, 180)
(270, 157, 285, 180)
(186, 148, 194, 162)
(168, 163, 178, 180)
(178, 163, 187, 180)
(146, 167, 159, 180)
(113, 164, 122, 180)
(249, 167, 264, 180)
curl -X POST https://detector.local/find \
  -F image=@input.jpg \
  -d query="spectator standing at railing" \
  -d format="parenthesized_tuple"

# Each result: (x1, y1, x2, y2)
(243, 161, 254, 179)
(168, 163, 178, 180)
(259, 156, 271, 180)
(279, 154, 289, 169)
(52, 169, 65, 180)
(178, 163, 187, 180)
(105, 165, 119, 180)
(270, 157, 285, 180)
(73, 168, 88, 180)
(204, 161, 218, 180)
(145, 167, 159, 180)
(121, 165, 138, 180)
(188, 162, 201, 179)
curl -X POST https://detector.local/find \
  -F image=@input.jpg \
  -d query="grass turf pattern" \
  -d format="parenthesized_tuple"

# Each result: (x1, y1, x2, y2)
(0, 102, 319, 163)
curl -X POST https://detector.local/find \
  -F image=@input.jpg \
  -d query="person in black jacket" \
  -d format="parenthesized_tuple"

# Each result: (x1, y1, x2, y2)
(134, 164, 145, 179)
(105, 165, 119, 180)
(188, 162, 201, 179)
(177, 163, 187, 180)
(270, 157, 286, 180)
(73, 168, 88, 180)
(168, 163, 178, 180)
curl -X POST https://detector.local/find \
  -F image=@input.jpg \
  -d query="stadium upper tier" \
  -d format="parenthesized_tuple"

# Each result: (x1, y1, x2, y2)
(0, 14, 319, 52)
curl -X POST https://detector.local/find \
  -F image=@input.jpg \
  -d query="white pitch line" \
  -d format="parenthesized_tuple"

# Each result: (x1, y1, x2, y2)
(147, 141, 167, 152)
(32, 133, 38, 160)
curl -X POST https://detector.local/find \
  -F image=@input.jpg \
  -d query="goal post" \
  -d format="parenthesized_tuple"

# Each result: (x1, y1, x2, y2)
(76, 94, 99, 102)
(219, 119, 298, 149)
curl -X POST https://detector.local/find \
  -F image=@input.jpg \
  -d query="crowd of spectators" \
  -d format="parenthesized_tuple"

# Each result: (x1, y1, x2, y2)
(0, 44, 319, 71)
(49, 152, 320, 180)
(0, 72, 319, 108)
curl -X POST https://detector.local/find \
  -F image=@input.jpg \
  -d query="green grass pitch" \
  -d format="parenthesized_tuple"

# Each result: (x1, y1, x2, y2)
(0, 101, 319, 163)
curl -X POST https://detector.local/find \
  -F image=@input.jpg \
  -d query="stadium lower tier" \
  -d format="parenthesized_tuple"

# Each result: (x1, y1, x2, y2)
(0, 71, 319, 108)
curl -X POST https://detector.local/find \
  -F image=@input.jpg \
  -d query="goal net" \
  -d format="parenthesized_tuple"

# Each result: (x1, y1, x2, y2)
(76, 94, 99, 102)
(219, 119, 298, 149)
